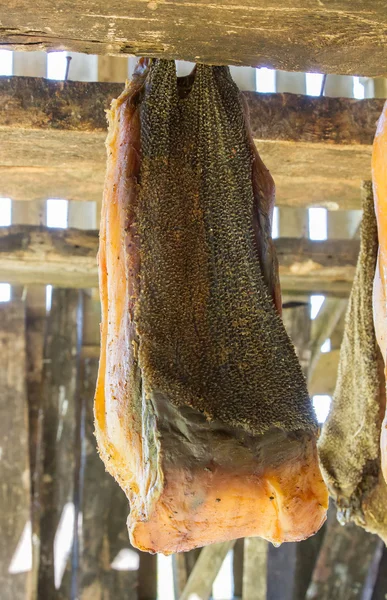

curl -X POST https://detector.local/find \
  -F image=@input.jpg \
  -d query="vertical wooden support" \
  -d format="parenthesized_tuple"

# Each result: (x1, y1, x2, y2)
(26, 300, 46, 600)
(306, 510, 380, 600)
(291, 527, 326, 600)
(233, 539, 244, 599)
(267, 542, 297, 600)
(138, 552, 157, 600)
(180, 541, 235, 600)
(172, 554, 188, 599)
(282, 301, 311, 376)
(0, 301, 31, 600)
(243, 538, 268, 600)
(371, 546, 387, 599)
(78, 357, 139, 599)
(11, 199, 47, 600)
(38, 288, 82, 599)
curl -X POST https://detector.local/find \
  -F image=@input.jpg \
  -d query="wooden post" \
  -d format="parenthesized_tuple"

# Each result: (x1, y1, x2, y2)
(370, 546, 387, 599)
(306, 510, 380, 600)
(25, 299, 46, 600)
(12, 197, 47, 600)
(37, 288, 83, 599)
(78, 357, 139, 599)
(233, 539, 244, 599)
(0, 301, 31, 600)
(243, 538, 268, 600)
(180, 541, 235, 600)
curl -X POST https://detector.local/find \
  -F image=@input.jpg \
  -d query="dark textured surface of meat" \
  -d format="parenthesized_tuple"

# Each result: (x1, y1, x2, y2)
(137, 60, 314, 434)
(318, 184, 387, 542)
(95, 59, 328, 554)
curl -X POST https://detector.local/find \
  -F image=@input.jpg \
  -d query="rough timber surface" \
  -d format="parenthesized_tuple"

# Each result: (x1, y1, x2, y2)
(0, 301, 30, 600)
(1, 1, 387, 76)
(0, 225, 359, 293)
(0, 76, 383, 209)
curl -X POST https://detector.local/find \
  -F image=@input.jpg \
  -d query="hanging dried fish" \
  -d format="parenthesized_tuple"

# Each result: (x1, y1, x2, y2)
(318, 182, 387, 541)
(372, 100, 387, 485)
(94, 59, 328, 554)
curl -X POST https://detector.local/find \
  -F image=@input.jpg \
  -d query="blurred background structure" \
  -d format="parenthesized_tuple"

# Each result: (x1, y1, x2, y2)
(1, 48, 386, 599)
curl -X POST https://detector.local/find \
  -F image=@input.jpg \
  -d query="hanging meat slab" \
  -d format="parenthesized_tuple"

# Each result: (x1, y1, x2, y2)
(372, 100, 387, 485)
(94, 59, 328, 554)
(318, 182, 387, 541)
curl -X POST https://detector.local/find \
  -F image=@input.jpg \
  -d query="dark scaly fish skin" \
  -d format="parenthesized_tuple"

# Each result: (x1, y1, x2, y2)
(94, 60, 328, 554)
(318, 186, 387, 542)
(135, 59, 315, 435)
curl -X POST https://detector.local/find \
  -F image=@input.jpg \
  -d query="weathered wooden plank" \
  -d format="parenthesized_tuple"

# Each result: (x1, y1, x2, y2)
(233, 539, 244, 599)
(0, 225, 359, 292)
(1, 1, 387, 76)
(282, 301, 311, 376)
(25, 295, 46, 600)
(243, 538, 268, 600)
(371, 546, 387, 600)
(0, 300, 31, 600)
(306, 510, 380, 600)
(0, 77, 383, 209)
(79, 357, 139, 600)
(38, 288, 82, 599)
(308, 349, 340, 396)
(0, 226, 99, 287)
(308, 298, 348, 379)
(180, 541, 236, 600)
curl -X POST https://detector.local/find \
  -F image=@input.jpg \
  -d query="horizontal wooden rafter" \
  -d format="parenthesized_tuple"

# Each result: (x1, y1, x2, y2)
(0, 225, 358, 294)
(0, 76, 383, 209)
(1, 2, 387, 76)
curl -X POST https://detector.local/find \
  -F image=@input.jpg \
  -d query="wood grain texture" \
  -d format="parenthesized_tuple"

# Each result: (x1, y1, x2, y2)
(0, 301, 31, 600)
(0, 226, 359, 293)
(1, 1, 387, 76)
(0, 77, 382, 209)
(306, 510, 380, 600)
(243, 538, 268, 600)
(38, 288, 82, 599)
(78, 358, 139, 600)
(180, 541, 235, 600)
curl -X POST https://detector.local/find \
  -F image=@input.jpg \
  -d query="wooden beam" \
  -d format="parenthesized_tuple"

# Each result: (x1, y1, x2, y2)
(0, 301, 31, 600)
(1, 2, 387, 76)
(0, 226, 359, 292)
(38, 288, 83, 598)
(243, 538, 268, 600)
(0, 77, 384, 209)
(0, 226, 99, 287)
(78, 357, 141, 599)
(180, 541, 235, 600)
(307, 510, 381, 600)
(308, 298, 347, 379)
(308, 350, 340, 397)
